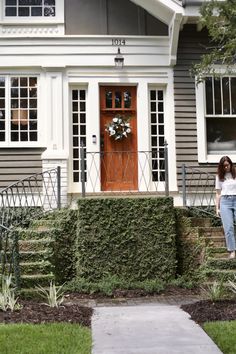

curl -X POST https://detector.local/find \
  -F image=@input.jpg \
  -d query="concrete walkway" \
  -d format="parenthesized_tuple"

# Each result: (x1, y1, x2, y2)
(92, 302, 223, 354)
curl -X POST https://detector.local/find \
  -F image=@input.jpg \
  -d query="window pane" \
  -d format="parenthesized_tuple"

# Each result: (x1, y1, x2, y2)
(231, 78, 236, 114)
(115, 91, 122, 108)
(44, 6, 55, 16)
(124, 91, 131, 108)
(205, 77, 213, 115)
(5, 7, 17, 16)
(207, 118, 236, 153)
(150, 91, 156, 100)
(222, 77, 230, 114)
(6, 0, 17, 4)
(106, 91, 112, 108)
(214, 78, 222, 114)
(10, 76, 38, 143)
(19, 7, 30, 16)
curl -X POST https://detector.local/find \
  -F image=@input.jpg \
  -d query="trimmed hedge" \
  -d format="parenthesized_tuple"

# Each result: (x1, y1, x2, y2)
(76, 197, 177, 282)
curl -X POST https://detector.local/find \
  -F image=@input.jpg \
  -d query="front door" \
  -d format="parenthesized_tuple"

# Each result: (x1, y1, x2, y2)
(100, 86, 138, 191)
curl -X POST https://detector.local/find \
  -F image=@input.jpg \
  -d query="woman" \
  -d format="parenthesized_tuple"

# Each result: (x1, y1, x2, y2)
(216, 156, 236, 259)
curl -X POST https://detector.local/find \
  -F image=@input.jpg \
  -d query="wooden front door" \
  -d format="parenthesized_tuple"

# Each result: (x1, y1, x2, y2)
(100, 86, 138, 191)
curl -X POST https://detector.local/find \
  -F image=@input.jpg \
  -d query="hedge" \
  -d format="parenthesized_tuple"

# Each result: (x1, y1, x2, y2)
(76, 197, 177, 282)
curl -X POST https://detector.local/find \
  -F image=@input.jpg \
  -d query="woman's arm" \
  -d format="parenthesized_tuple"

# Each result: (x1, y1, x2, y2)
(216, 190, 221, 216)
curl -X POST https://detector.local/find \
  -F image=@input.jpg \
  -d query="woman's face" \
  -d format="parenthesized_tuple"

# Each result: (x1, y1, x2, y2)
(223, 160, 231, 173)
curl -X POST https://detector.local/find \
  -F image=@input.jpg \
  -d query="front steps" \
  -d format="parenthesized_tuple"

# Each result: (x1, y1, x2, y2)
(189, 217, 236, 285)
(15, 219, 57, 294)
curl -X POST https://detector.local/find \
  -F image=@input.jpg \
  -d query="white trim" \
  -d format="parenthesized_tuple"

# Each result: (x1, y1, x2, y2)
(66, 67, 177, 194)
(196, 76, 236, 164)
(0, 73, 41, 148)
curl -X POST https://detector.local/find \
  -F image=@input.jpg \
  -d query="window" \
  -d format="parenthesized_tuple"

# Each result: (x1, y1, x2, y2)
(71, 89, 87, 183)
(205, 76, 236, 154)
(5, 0, 56, 17)
(0, 76, 38, 144)
(149, 89, 165, 181)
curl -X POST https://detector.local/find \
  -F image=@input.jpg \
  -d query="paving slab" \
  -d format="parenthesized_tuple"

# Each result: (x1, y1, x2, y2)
(92, 304, 222, 354)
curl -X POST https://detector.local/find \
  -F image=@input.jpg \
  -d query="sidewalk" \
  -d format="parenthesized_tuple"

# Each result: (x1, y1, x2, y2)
(91, 297, 222, 354)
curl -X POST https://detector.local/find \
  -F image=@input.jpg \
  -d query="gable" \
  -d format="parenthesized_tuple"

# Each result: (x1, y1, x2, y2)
(65, 0, 168, 36)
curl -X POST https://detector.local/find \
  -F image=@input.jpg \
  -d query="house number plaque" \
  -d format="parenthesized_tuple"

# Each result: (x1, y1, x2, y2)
(112, 39, 126, 46)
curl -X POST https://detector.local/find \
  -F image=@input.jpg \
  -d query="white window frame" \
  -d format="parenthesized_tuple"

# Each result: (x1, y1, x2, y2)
(0, 74, 41, 148)
(196, 73, 236, 163)
(2, 0, 64, 24)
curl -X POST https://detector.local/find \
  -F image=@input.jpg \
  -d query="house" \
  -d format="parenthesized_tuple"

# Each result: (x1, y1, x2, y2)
(0, 0, 233, 207)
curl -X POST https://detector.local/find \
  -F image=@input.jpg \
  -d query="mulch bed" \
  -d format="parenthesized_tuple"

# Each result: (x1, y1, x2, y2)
(1, 286, 235, 327)
(181, 299, 236, 324)
(0, 301, 93, 327)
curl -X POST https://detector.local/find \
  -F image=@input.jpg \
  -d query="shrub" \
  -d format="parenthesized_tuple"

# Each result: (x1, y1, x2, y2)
(76, 197, 177, 283)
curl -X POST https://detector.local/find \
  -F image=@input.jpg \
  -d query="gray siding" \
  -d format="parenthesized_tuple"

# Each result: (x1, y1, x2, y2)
(0, 148, 44, 191)
(174, 25, 217, 189)
(65, 0, 168, 36)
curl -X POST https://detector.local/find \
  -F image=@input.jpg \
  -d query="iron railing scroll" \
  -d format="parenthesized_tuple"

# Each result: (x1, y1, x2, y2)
(0, 167, 61, 287)
(181, 164, 216, 215)
(80, 145, 169, 197)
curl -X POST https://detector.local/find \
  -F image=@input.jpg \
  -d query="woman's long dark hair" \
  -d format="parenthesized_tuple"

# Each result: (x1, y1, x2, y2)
(217, 156, 236, 181)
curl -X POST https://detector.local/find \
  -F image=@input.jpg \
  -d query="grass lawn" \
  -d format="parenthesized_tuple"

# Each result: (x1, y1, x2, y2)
(0, 323, 92, 354)
(203, 320, 236, 354)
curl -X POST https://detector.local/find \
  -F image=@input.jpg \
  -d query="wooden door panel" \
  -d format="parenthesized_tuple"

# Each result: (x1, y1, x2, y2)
(100, 86, 138, 191)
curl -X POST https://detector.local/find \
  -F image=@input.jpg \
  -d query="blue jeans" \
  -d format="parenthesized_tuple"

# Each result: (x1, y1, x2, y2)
(220, 195, 236, 251)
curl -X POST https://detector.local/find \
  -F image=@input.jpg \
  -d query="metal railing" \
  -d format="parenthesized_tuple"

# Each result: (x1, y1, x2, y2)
(0, 166, 61, 283)
(182, 164, 216, 214)
(79, 144, 169, 197)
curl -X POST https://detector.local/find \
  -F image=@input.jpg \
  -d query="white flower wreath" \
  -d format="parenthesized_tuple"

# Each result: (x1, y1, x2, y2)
(105, 114, 132, 141)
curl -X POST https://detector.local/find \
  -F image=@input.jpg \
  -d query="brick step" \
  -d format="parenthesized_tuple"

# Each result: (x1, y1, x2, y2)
(19, 261, 53, 275)
(20, 274, 54, 288)
(206, 258, 236, 270)
(18, 239, 54, 252)
(204, 237, 226, 247)
(0, 261, 53, 275)
(207, 246, 228, 256)
(17, 228, 56, 240)
(189, 217, 213, 228)
(203, 268, 236, 282)
(199, 226, 224, 237)
(29, 219, 56, 231)
(18, 250, 51, 262)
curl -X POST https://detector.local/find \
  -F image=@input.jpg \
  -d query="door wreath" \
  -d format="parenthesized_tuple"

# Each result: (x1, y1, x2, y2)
(105, 114, 131, 141)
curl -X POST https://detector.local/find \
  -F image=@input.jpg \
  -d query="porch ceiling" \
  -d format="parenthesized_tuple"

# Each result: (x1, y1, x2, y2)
(130, 0, 184, 25)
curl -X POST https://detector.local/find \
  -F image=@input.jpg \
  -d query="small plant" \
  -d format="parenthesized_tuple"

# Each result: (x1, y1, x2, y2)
(0, 274, 21, 312)
(228, 276, 236, 295)
(201, 280, 226, 302)
(36, 281, 65, 307)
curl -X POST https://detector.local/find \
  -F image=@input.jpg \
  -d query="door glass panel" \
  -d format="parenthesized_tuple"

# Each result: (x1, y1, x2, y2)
(124, 91, 131, 108)
(115, 91, 122, 108)
(72, 89, 87, 183)
(106, 91, 112, 108)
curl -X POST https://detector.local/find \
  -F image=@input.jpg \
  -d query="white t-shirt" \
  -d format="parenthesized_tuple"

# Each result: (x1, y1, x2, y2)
(215, 173, 236, 195)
